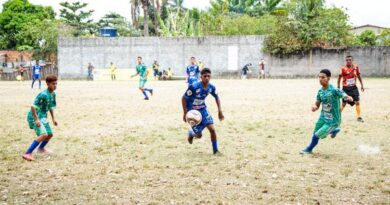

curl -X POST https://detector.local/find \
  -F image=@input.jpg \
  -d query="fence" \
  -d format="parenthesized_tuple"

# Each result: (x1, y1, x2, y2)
(0, 64, 58, 81)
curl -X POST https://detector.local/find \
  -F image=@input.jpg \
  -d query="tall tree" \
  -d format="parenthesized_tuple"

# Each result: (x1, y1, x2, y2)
(0, 0, 55, 49)
(59, 1, 95, 37)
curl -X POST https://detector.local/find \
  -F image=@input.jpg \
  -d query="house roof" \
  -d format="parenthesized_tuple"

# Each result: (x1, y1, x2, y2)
(353, 24, 389, 30)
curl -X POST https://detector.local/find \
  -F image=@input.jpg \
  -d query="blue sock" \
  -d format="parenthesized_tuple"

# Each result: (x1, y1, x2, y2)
(38, 80, 41, 89)
(39, 140, 49, 149)
(142, 91, 148, 98)
(31, 80, 35, 88)
(144, 88, 151, 92)
(26, 140, 40, 154)
(306, 134, 319, 151)
(211, 140, 218, 153)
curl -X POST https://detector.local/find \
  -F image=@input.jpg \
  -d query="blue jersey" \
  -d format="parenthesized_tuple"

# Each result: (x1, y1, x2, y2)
(186, 64, 200, 84)
(183, 81, 219, 110)
(32, 64, 41, 75)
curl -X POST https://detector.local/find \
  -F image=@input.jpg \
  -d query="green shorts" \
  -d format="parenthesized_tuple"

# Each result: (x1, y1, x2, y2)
(27, 113, 52, 136)
(139, 79, 147, 88)
(314, 119, 338, 139)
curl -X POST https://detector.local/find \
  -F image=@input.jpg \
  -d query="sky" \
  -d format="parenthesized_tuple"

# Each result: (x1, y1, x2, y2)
(0, 0, 389, 28)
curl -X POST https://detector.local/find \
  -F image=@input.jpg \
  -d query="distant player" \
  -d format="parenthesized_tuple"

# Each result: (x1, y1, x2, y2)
(186, 57, 200, 85)
(258, 59, 265, 79)
(23, 75, 58, 161)
(131, 56, 153, 100)
(182, 68, 224, 154)
(338, 55, 365, 122)
(300, 69, 353, 155)
(31, 60, 42, 89)
(109, 62, 116, 81)
(152, 60, 159, 80)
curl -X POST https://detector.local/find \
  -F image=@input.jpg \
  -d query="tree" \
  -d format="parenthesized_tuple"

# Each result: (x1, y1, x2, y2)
(0, 0, 55, 49)
(59, 1, 95, 37)
(356, 30, 378, 46)
(378, 29, 390, 46)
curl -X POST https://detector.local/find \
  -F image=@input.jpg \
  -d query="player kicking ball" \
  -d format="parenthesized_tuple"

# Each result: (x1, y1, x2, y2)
(182, 68, 224, 154)
(131, 56, 153, 100)
(300, 69, 353, 155)
(23, 75, 58, 161)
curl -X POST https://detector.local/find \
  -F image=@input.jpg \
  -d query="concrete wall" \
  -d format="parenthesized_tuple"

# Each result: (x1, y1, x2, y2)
(268, 47, 390, 77)
(58, 36, 265, 78)
(58, 36, 390, 78)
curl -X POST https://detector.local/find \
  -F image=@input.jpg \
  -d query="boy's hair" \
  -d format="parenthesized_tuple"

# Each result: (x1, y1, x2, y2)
(346, 55, 353, 59)
(46, 75, 58, 83)
(137, 56, 142, 59)
(320, 69, 331, 77)
(191, 57, 195, 59)
(201, 68, 211, 75)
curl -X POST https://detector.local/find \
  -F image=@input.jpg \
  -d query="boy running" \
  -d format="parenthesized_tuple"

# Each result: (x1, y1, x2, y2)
(300, 69, 353, 155)
(131, 56, 153, 100)
(182, 68, 224, 154)
(23, 75, 58, 161)
(338, 55, 365, 122)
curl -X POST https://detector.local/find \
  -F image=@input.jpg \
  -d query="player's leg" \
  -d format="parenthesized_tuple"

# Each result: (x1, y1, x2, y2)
(38, 123, 53, 154)
(142, 80, 153, 96)
(356, 101, 363, 122)
(23, 119, 49, 161)
(31, 76, 36, 88)
(38, 76, 41, 89)
(340, 101, 347, 112)
(206, 124, 219, 154)
(301, 120, 324, 154)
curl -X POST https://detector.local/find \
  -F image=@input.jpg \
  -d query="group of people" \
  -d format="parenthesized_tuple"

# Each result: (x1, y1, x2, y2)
(241, 59, 266, 79)
(21, 55, 365, 161)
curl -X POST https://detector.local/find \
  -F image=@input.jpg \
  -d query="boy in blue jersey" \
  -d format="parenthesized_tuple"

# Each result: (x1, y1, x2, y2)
(186, 57, 200, 85)
(31, 60, 42, 89)
(23, 75, 58, 161)
(300, 69, 353, 155)
(182, 68, 224, 154)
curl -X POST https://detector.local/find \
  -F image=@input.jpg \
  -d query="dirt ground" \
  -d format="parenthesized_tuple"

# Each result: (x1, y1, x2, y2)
(0, 79, 389, 204)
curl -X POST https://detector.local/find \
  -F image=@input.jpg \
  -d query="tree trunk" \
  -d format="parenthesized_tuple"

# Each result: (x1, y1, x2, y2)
(143, 4, 149, 36)
(131, 0, 139, 28)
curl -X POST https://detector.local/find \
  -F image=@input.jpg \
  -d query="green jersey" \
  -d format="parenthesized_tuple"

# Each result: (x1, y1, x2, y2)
(28, 89, 57, 119)
(136, 64, 148, 80)
(316, 84, 347, 126)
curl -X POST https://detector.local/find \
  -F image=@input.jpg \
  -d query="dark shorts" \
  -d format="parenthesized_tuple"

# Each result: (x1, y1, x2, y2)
(343, 86, 359, 106)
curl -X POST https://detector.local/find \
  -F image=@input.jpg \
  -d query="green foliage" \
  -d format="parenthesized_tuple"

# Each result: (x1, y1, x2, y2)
(355, 30, 378, 46)
(264, 1, 353, 55)
(0, 0, 55, 49)
(59, 1, 95, 37)
(378, 29, 390, 46)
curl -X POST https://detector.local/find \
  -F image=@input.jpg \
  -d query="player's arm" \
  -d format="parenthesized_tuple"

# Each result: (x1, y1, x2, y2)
(356, 67, 364, 92)
(31, 106, 40, 127)
(49, 109, 58, 126)
(336, 88, 353, 102)
(182, 85, 194, 122)
(131, 70, 139, 78)
(337, 68, 344, 89)
(211, 87, 224, 121)
(312, 92, 321, 112)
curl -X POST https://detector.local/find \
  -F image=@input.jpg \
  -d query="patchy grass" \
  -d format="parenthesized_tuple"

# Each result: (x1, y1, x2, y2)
(0, 79, 389, 204)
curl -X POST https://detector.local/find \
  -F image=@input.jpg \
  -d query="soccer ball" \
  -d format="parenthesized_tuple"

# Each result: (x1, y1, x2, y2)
(186, 110, 202, 126)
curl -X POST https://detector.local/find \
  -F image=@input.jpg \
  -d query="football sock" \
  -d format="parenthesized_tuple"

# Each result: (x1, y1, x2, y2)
(144, 88, 152, 93)
(26, 140, 40, 154)
(340, 105, 345, 112)
(306, 134, 319, 151)
(142, 91, 148, 98)
(356, 104, 361, 118)
(39, 140, 49, 149)
(38, 80, 41, 89)
(31, 80, 35, 88)
(211, 140, 218, 153)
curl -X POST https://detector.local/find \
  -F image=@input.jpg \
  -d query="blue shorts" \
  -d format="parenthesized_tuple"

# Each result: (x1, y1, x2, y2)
(187, 77, 199, 85)
(191, 108, 214, 134)
(33, 74, 41, 80)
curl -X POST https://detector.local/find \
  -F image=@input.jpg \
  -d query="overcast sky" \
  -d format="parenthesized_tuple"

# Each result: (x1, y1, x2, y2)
(1, 0, 389, 27)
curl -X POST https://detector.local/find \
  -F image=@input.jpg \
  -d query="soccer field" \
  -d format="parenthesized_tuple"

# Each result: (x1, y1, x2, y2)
(0, 79, 389, 204)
